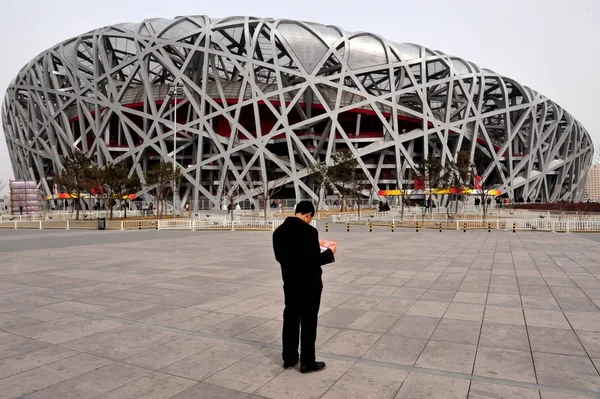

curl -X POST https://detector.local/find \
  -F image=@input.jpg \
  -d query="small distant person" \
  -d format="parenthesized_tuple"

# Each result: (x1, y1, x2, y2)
(272, 201, 336, 373)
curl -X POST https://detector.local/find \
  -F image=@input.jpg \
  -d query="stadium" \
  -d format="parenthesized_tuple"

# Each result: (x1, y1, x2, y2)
(1, 15, 594, 210)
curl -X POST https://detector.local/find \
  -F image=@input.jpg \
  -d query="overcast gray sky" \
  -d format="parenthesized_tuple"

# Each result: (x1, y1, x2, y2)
(0, 0, 598, 195)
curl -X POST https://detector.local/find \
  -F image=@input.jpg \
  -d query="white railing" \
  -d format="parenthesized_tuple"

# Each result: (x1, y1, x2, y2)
(157, 219, 194, 230)
(0, 216, 302, 232)
(156, 218, 296, 231)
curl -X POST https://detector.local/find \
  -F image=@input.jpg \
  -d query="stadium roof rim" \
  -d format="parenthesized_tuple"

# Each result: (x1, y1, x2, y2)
(13, 15, 553, 106)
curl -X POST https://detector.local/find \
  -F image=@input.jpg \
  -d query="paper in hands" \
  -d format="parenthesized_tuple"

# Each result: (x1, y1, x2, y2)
(319, 239, 337, 253)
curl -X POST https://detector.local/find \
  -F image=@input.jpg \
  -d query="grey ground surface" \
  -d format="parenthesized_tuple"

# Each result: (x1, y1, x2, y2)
(0, 222, 600, 398)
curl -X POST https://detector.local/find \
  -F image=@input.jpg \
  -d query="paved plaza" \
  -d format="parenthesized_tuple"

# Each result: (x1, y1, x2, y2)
(0, 224, 600, 398)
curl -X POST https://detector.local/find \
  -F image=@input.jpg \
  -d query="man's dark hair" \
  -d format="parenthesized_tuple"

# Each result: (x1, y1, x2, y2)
(294, 200, 315, 217)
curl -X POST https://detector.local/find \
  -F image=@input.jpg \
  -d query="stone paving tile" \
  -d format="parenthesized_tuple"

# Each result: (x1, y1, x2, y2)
(468, 381, 540, 398)
(0, 353, 113, 399)
(235, 320, 283, 343)
(171, 382, 250, 398)
(474, 347, 537, 383)
(0, 332, 49, 361)
(483, 306, 525, 326)
(363, 335, 428, 365)
(521, 296, 560, 309)
(415, 340, 477, 373)
(528, 326, 587, 356)
(318, 329, 382, 357)
(391, 287, 428, 298)
(204, 348, 284, 393)
(405, 300, 449, 318)
(430, 318, 481, 345)
(486, 293, 522, 306)
(93, 372, 196, 399)
(202, 315, 270, 337)
(540, 392, 595, 399)
(556, 297, 599, 312)
(533, 352, 600, 391)
(564, 312, 600, 332)
(394, 372, 470, 399)
(387, 315, 440, 339)
(161, 341, 260, 381)
(0, 346, 77, 380)
(318, 307, 366, 328)
(23, 362, 150, 399)
(122, 335, 218, 370)
(575, 330, 600, 358)
(479, 322, 530, 351)
(443, 303, 486, 321)
(372, 299, 415, 314)
(12, 316, 124, 345)
(88, 329, 184, 361)
(255, 358, 354, 399)
(321, 363, 408, 399)
(346, 310, 400, 333)
(339, 295, 382, 310)
(60, 324, 157, 352)
(524, 309, 572, 329)
(170, 311, 236, 331)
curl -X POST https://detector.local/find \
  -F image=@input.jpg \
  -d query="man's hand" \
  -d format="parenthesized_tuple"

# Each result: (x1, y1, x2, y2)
(329, 242, 337, 254)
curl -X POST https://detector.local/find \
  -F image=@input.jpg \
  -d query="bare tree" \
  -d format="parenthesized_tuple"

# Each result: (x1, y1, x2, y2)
(328, 152, 360, 213)
(144, 161, 181, 217)
(446, 150, 474, 216)
(397, 169, 423, 222)
(53, 151, 95, 220)
(249, 166, 287, 220)
(308, 152, 362, 215)
(308, 162, 332, 217)
(222, 171, 241, 222)
(473, 153, 502, 220)
(416, 156, 446, 224)
(93, 164, 141, 219)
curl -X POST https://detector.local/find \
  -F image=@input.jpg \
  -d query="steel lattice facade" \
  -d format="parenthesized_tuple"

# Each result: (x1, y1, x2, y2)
(1, 16, 593, 209)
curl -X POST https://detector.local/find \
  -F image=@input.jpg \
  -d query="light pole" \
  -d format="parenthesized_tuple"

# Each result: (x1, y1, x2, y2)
(168, 83, 184, 218)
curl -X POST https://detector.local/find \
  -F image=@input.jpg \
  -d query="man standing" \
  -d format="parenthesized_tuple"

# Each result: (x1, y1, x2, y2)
(272, 201, 336, 373)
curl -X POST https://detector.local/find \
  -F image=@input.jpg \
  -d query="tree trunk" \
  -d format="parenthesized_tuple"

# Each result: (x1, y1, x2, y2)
(75, 192, 80, 220)
(400, 191, 405, 222)
(157, 193, 161, 217)
(454, 193, 459, 215)
(263, 200, 268, 221)
(264, 180, 269, 221)
(482, 193, 487, 220)
(315, 192, 321, 220)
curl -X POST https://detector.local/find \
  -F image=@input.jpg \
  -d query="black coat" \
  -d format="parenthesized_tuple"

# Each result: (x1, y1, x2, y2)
(273, 217, 335, 290)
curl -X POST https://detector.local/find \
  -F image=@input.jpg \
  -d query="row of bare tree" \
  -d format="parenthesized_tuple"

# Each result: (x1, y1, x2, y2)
(397, 150, 499, 221)
(53, 151, 181, 220)
(52, 149, 498, 221)
(308, 150, 498, 221)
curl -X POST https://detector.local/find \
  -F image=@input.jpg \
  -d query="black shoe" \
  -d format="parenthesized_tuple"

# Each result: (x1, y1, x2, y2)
(300, 361, 326, 374)
(283, 359, 298, 369)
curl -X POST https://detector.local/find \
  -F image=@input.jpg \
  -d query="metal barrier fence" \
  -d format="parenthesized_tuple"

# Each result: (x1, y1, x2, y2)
(454, 219, 600, 232)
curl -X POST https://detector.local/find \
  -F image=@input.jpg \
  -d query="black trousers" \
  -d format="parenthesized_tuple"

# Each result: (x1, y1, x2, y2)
(282, 286, 322, 365)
